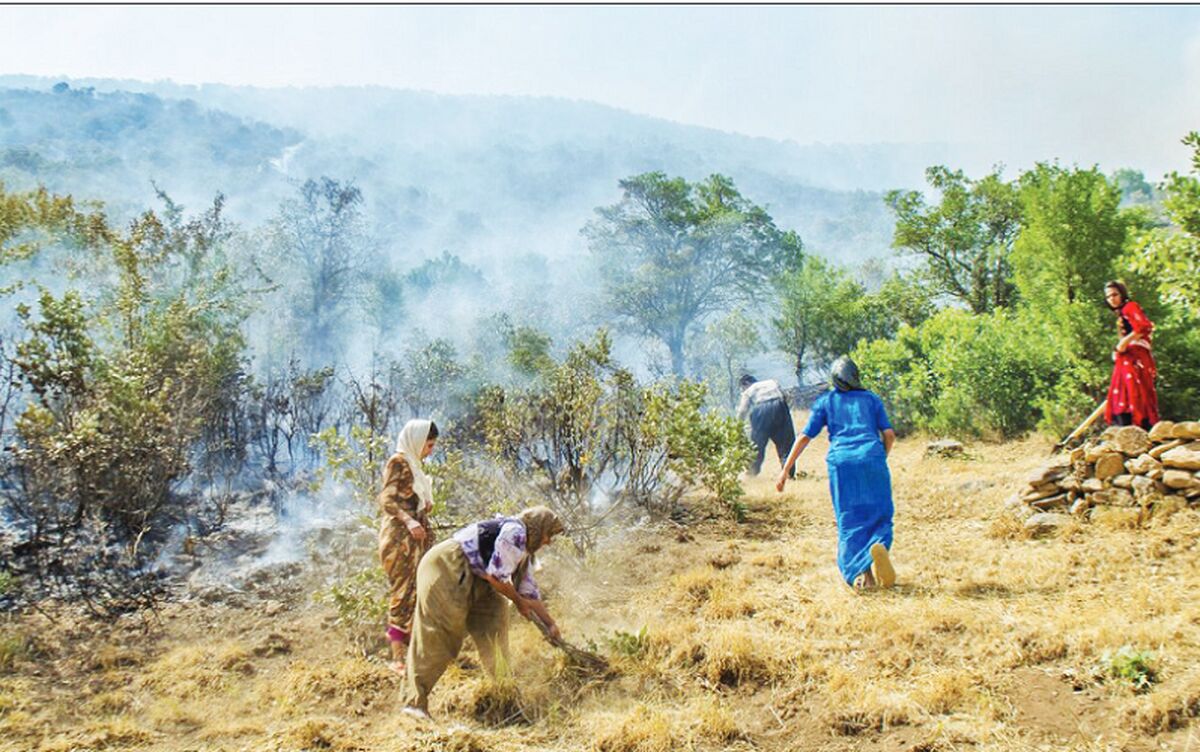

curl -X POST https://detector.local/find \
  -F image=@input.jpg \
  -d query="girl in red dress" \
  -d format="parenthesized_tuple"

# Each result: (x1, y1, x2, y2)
(1103, 281, 1159, 430)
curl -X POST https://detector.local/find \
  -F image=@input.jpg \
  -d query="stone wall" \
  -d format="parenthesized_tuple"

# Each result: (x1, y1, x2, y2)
(1010, 421, 1200, 533)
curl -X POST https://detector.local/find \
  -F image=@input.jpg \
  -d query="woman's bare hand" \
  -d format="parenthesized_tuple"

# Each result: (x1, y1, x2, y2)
(776, 472, 788, 493)
(406, 520, 426, 541)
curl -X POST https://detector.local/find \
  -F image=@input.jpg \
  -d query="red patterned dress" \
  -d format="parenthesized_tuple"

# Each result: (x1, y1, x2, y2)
(1104, 300, 1159, 429)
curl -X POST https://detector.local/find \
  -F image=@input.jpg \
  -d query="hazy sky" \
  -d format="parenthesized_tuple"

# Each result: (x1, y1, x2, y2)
(3, 5, 1199, 177)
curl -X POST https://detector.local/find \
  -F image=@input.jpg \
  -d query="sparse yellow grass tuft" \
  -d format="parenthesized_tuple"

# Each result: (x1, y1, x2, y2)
(1091, 506, 1143, 530)
(196, 718, 267, 741)
(1128, 672, 1200, 733)
(589, 706, 678, 752)
(413, 728, 494, 752)
(698, 574, 756, 619)
(87, 642, 143, 672)
(85, 688, 134, 715)
(284, 717, 355, 750)
(145, 695, 207, 732)
(986, 512, 1027, 539)
(698, 622, 791, 687)
(667, 566, 718, 610)
(38, 717, 154, 752)
(136, 641, 241, 698)
(912, 671, 979, 715)
(686, 696, 745, 743)
(273, 657, 394, 706)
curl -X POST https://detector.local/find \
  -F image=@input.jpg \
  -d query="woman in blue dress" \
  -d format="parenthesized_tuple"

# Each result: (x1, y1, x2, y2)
(776, 356, 897, 590)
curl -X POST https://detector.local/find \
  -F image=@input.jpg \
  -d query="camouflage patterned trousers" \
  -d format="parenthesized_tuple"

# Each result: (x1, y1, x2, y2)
(379, 516, 433, 635)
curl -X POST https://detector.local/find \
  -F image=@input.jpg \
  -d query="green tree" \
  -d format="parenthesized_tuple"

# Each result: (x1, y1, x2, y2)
(885, 166, 1021, 313)
(772, 256, 869, 383)
(1012, 163, 1145, 412)
(394, 337, 466, 419)
(585, 173, 802, 376)
(268, 177, 373, 365)
(693, 308, 763, 409)
(1130, 132, 1200, 313)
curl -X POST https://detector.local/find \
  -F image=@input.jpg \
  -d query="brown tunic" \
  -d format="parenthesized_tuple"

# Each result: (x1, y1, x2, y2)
(377, 453, 434, 635)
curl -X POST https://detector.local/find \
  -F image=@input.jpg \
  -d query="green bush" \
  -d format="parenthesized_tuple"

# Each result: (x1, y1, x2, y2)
(854, 309, 1059, 439)
(604, 626, 650, 658)
(318, 567, 389, 655)
(643, 381, 755, 519)
(1100, 646, 1158, 693)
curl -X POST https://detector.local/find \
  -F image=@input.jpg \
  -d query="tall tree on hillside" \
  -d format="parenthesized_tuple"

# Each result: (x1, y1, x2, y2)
(584, 172, 802, 376)
(268, 177, 373, 365)
(885, 166, 1021, 313)
(1012, 163, 1144, 400)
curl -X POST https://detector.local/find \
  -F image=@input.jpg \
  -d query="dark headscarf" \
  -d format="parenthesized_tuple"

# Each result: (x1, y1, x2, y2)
(830, 356, 864, 392)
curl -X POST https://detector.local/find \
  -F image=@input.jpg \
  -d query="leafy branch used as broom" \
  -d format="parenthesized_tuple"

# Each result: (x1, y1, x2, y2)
(525, 612, 610, 675)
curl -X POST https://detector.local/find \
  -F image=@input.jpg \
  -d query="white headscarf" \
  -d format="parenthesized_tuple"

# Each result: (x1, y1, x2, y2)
(395, 419, 435, 513)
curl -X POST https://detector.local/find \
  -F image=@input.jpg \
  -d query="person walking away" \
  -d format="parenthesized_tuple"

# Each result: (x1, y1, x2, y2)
(737, 374, 796, 478)
(776, 357, 896, 590)
(378, 419, 439, 674)
(1103, 281, 1159, 430)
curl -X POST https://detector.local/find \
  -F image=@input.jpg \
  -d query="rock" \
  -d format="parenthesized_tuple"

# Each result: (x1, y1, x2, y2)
(1024, 512, 1071, 536)
(1111, 475, 1135, 489)
(1132, 475, 1160, 501)
(1022, 484, 1063, 502)
(1126, 454, 1162, 476)
(1069, 446, 1086, 463)
(1058, 477, 1081, 492)
(1024, 462, 1069, 485)
(1161, 442, 1200, 471)
(1081, 478, 1105, 493)
(1150, 439, 1186, 459)
(926, 439, 965, 458)
(1094, 453, 1127, 480)
(1070, 497, 1092, 516)
(1099, 426, 1121, 442)
(1030, 493, 1069, 511)
(1163, 469, 1200, 490)
(1185, 487, 1200, 500)
(1148, 421, 1176, 442)
(1085, 443, 1113, 463)
(1111, 426, 1152, 456)
(1172, 421, 1200, 440)
(1072, 460, 1092, 479)
(1149, 467, 1164, 480)
(1004, 494, 1035, 518)
(1091, 488, 1135, 507)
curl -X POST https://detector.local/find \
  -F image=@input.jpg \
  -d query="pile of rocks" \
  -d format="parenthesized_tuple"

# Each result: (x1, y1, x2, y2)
(1011, 421, 1200, 533)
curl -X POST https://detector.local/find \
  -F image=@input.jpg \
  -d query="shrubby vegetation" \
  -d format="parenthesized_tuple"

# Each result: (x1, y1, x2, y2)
(853, 149, 1200, 439)
(3, 85, 1200, 614)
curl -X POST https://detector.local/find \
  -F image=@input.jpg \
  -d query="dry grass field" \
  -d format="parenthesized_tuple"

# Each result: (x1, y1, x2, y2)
(3, 429, 1200, 751)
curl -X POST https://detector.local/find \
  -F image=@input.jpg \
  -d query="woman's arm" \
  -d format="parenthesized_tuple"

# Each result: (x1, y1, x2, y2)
(776, 435, 812, 492)
(378, 456, 426, 541)
(483, 574, 560, 639)
(882, 429, 896, 457)
(1118, 302, 1154, 352)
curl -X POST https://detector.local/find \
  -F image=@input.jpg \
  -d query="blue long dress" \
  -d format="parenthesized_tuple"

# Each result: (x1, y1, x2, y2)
(802, 389, 894, 585)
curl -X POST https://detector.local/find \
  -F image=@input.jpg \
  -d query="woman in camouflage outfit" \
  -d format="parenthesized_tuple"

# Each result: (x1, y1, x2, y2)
(379, 419, 439, 673)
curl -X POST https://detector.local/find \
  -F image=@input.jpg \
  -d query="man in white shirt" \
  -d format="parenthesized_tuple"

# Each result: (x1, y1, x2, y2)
(736, 374, 796, 478)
